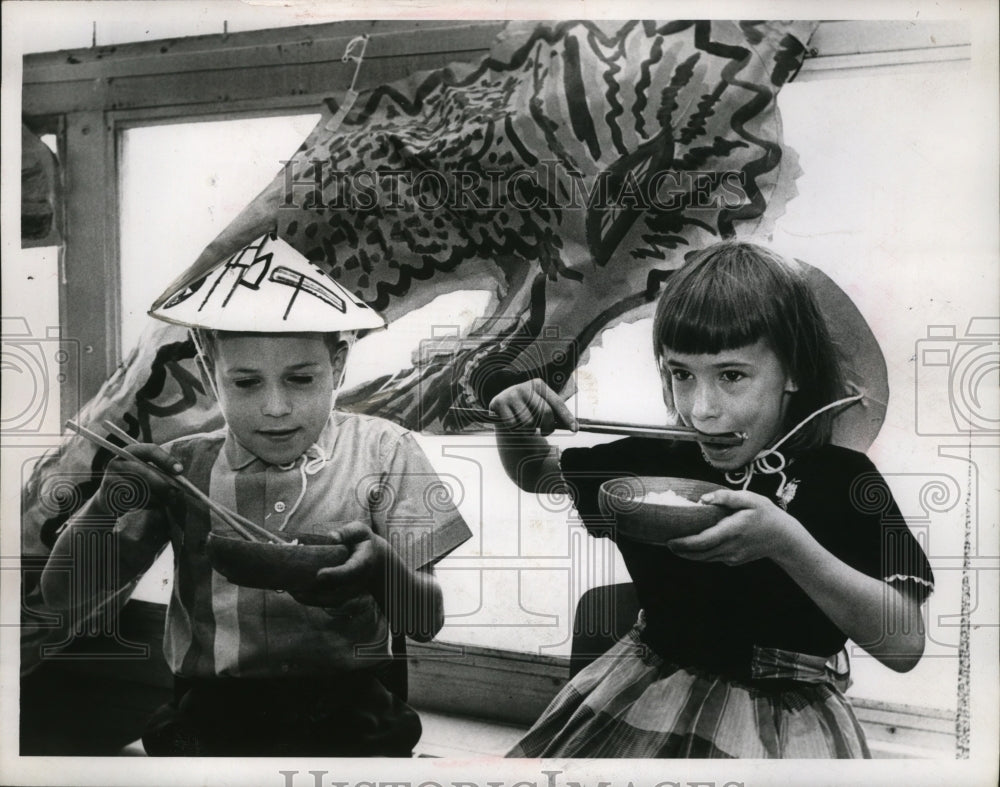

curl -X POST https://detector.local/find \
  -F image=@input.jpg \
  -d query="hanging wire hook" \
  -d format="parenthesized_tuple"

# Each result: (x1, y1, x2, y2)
(323, 34, 369, 132)
(341, 34, 370, 93)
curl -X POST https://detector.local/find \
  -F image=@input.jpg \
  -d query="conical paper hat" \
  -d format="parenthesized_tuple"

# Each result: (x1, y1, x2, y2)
(797, 259, 889, 453)
(149, 232, 385, 332)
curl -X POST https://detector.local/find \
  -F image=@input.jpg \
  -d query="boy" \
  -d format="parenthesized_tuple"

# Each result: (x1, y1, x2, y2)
(41, 232, 471, 756)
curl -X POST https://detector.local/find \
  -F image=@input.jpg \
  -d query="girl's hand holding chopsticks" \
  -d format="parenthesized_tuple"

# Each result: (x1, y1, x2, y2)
(488, 379, 577, 436)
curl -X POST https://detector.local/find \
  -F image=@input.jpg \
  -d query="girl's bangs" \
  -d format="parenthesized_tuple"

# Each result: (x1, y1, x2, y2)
(657, 279, 773, 355)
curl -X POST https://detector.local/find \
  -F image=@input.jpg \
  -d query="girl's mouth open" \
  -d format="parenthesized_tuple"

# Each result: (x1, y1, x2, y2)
(694, 429, 747, 446)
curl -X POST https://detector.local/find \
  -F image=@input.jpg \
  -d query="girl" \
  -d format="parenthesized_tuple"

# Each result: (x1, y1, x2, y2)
(490, 241, 933, 758)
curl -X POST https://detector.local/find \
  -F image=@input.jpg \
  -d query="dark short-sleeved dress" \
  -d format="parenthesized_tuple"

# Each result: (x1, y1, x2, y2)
(509, 438, 934, 759)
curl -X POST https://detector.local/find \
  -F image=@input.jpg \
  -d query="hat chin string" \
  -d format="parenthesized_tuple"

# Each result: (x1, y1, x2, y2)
(330, 331, 357, 410)
(725, 392, 865, 497)
(190, 329, 223, 403)
(278, 332, 357, 530)
(279, 443, 329, 530)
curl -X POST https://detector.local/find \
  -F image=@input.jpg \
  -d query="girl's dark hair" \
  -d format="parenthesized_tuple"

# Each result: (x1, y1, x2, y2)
(652, 241, 846, 454)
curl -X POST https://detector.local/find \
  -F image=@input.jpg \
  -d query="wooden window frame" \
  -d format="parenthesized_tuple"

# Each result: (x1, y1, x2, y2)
(24, 20, 506, 422)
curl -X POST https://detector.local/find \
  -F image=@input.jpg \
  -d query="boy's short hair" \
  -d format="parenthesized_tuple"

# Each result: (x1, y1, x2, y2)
(195, 330, 346, 376)
(652, 241, 846, 454)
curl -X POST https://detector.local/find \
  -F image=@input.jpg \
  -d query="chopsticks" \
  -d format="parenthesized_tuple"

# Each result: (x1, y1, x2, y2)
(448, 407, 745, 446)
(571, 417, 745, 445)
(65, 420, 289, 544)
(98, 420, 288, 544)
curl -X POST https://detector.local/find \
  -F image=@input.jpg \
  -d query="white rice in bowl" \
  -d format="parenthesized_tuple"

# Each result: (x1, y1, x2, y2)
(641, 489, 702, 507)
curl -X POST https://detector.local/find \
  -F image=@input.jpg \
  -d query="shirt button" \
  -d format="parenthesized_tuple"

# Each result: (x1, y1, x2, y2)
(274, 501, 286, 513)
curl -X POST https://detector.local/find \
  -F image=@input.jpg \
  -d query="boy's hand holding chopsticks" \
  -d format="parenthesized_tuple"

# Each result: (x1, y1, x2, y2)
(68, 420, 289, 543)
(93, 442, 184, 516)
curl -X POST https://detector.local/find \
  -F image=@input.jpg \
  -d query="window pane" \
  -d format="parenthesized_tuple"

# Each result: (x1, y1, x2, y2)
(119, 115, 320, 355)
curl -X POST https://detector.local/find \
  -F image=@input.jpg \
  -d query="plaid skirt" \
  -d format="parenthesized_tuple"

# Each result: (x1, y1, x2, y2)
(510, 617, 870, 759)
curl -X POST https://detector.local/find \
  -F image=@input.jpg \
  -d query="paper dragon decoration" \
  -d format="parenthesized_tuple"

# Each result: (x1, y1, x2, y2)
(22, 20, 832, 669)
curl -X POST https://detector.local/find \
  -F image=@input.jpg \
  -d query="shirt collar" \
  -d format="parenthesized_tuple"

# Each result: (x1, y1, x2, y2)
(222, 410, 339, 470)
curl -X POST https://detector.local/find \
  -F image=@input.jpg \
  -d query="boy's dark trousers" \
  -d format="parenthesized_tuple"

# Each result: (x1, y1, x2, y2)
(141, 664, 421, 756)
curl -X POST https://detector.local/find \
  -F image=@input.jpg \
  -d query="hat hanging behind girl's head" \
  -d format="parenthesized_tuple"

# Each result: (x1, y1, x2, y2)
(652, 241, 846, 455)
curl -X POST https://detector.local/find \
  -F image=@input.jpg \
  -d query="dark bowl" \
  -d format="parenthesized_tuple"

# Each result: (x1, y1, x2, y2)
(206, 532, 350, 592)
(597, 476, 729, 545)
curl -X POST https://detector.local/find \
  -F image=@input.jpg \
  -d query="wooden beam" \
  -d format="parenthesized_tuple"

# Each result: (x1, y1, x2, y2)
(25, 51, 490, 116)
(59, 111, 120, 418)
(407, 640, 569, 726)
(853, 696, 957, 757)
(24, 21, 502, 117)
(24, 20, 970, 117)
(25, 21, 502, 83)
(798, 45, 970, 80)
(806, 19, 969, 57)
